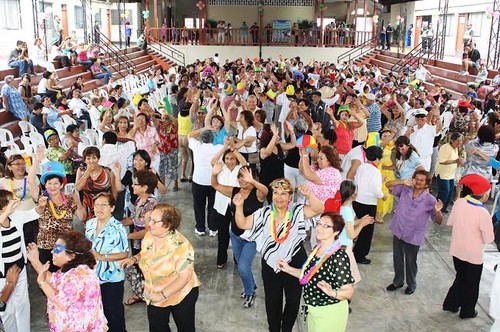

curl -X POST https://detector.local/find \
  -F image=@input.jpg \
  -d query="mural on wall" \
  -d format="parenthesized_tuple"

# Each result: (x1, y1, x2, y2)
(272, 20, 291, 42)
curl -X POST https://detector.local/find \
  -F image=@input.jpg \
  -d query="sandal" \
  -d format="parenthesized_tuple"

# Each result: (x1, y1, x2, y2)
(124, 296, 143, 306)
(180, 177, 188, 182)
(172, 181, 179, 191)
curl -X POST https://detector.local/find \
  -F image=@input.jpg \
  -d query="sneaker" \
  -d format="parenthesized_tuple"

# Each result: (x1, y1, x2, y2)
(243, 293, 256, 308)
(459, 71, 467, 76)
(194, 229, 206, 236)
(209, 230, 218, 237)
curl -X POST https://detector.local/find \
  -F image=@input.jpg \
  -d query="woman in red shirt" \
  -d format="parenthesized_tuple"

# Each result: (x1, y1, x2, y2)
(328, 104, 363, 156)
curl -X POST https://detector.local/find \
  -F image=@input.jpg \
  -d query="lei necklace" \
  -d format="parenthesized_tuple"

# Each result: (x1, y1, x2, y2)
(465, 195, 486, 209)
(299, 240, 342, 285)
(10, 178, 27, 200)
(45, 190, 68, 220)
(270, 202, 294, 243)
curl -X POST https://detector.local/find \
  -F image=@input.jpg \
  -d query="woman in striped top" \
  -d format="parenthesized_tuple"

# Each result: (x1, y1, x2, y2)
(233, 178, 324, 332)
(0, 189, 47, 332)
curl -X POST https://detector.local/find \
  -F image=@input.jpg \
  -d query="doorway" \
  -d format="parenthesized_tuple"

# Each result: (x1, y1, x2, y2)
(456, 14, 467, 56)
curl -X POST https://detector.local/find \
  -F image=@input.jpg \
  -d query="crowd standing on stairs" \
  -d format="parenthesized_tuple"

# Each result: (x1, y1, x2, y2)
(0, 47, 500, 332)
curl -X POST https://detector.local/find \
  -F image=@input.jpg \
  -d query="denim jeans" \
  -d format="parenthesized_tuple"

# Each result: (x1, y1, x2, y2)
(94, 72, 112, 84)
(230, 231, 256, 296)
(437, 177, 454, 211)
(9, 59, 33, 76)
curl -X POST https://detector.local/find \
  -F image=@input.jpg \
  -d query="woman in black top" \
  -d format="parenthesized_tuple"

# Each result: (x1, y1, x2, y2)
(260, 122, 297, 203)
(211, 165, 267, 308)
(283, 119, 311, 202)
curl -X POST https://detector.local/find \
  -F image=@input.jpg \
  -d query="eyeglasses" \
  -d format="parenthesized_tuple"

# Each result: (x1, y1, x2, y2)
(9, 161, 26, 166)
(316, 222, 334, 229)
(52, 243, 82, 255)
(94, 203, 110, 208)
(149, 218, 164, 224)
(198, 112, 206, 115)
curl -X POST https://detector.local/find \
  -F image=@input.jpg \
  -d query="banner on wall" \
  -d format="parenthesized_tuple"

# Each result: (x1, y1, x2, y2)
(272, 20, 291, 43)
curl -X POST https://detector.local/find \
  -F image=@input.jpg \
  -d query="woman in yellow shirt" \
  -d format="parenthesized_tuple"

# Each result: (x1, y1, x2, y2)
(435, 133, 463, 213)
(121, 203, 200, 331)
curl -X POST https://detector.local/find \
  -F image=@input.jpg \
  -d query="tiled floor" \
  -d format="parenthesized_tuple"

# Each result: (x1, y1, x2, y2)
(30, 183, 497, 331)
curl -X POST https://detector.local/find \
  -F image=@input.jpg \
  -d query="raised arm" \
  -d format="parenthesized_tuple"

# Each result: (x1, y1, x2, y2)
(211, 161, 233, 197)
(300, 185, 325, 219)
(28, 145, 44, 202)
(232, 193, 254, 230)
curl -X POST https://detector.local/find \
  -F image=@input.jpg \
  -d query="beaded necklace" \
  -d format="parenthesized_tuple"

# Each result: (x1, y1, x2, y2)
(299, 240, 342, 285)
(10, 178, 27, 200)
(45, 190, 68, 220)
(270, 202, 294, 243)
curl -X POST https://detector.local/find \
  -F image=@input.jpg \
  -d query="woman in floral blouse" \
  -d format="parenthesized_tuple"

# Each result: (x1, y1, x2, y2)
(121, 203, 200, 332)
(27, 231, 108, 332)
(86, 192, 129, 332)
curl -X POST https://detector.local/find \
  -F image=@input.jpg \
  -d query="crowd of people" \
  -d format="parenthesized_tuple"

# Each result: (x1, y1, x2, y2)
(0, 48, 500, 332)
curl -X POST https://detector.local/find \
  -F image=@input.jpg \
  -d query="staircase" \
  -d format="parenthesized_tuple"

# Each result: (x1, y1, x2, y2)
(358, 49, 499, 100)
(0, 45, 172, 143)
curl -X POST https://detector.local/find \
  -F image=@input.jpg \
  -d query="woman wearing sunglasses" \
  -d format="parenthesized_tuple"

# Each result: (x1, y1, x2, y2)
(121, 203, 200, 332)
(0, 189, 47, 332)
(278, 212, 354, 332)
(394, 135, 425, 180)
(233, 179, 324, 332)
(27, 231, 107, 332)
(85, 192, 129, 332)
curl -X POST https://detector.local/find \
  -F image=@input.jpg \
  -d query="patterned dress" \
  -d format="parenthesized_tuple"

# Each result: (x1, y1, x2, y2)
(48, 265, 108, 332)
(158, 122, 179, 181)
(81, 167, 112, 223)
(0, 84, 29, 119)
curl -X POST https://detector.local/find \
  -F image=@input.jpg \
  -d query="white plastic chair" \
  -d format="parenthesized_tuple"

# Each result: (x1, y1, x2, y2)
(18, 121, 37, 137)
(20, 136, 36, 156)
(53, 121, 67, 138)
(99, 89, 109, 99)
(29, 131, 45, 147)
(84, 129, 100, 147)
(64, 183, 76, 196)
(61, 115, 77, 126)
(0, 129, 19, 154)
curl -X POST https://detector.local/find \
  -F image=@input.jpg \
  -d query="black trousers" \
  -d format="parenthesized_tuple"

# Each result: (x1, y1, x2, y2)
(191, 182, 216, 232)
(352, 201, 377, 261)
(443, 256, 483, 318)
(147, 287, 199, 332)
(261, 246, 306, 332)
(214, 208, 231, 266)
(101, 281, 126, 332)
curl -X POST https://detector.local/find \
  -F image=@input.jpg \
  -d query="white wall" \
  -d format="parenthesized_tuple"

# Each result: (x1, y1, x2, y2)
(414, 0, 492, 57)
(171, 45, 352, 65)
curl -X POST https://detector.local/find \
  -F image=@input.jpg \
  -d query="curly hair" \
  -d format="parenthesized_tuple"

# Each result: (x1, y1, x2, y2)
(319, 212, 345, 240)
(59, 231, 96, 273)
(320, 145, 342, 171)
(154, 203, 182, 231)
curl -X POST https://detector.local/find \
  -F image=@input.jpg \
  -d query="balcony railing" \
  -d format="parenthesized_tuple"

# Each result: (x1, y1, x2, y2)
(149, 27, 373, 48)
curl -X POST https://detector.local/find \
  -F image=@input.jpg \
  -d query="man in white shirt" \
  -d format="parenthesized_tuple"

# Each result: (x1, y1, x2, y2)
(405, 108, 442, 171)
(414, 63, 433, 83)
(405, 98, 425, 127)
(68, 89, 91, 128)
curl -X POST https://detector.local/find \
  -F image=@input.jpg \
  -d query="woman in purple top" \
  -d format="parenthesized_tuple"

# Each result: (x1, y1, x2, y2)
(385, 170, 443, 295)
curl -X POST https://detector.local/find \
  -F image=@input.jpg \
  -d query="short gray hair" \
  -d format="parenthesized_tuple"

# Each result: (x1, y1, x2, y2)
(200, 130, 214, 143)
(5, 75, 14, 84)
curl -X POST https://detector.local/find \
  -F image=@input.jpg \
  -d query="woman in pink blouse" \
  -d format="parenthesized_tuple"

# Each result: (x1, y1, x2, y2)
(27, 231, 108, 332)
(299, 145, 343, 203)
(129, 102, 161, 170)
(299, 145, 343, 246)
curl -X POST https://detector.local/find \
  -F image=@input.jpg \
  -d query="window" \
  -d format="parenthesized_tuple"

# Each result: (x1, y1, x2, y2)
(74, 6, 84, 29)
(94, 11, 102, 27)
(110, 9, 132, 25)
(184, 18, 204, 28)
(0, 0, 22, 29)
(39, 2, 53, 29)
(438, 14, 453, 37)
(467, 12, 483, 37)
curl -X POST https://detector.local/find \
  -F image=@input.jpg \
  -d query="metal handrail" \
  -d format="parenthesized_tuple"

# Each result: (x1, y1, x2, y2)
(148, 41, 186, 67)
(97, 31, 136, 78)
(389, 37, 436, 74)
(337, 36, 377, 64)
